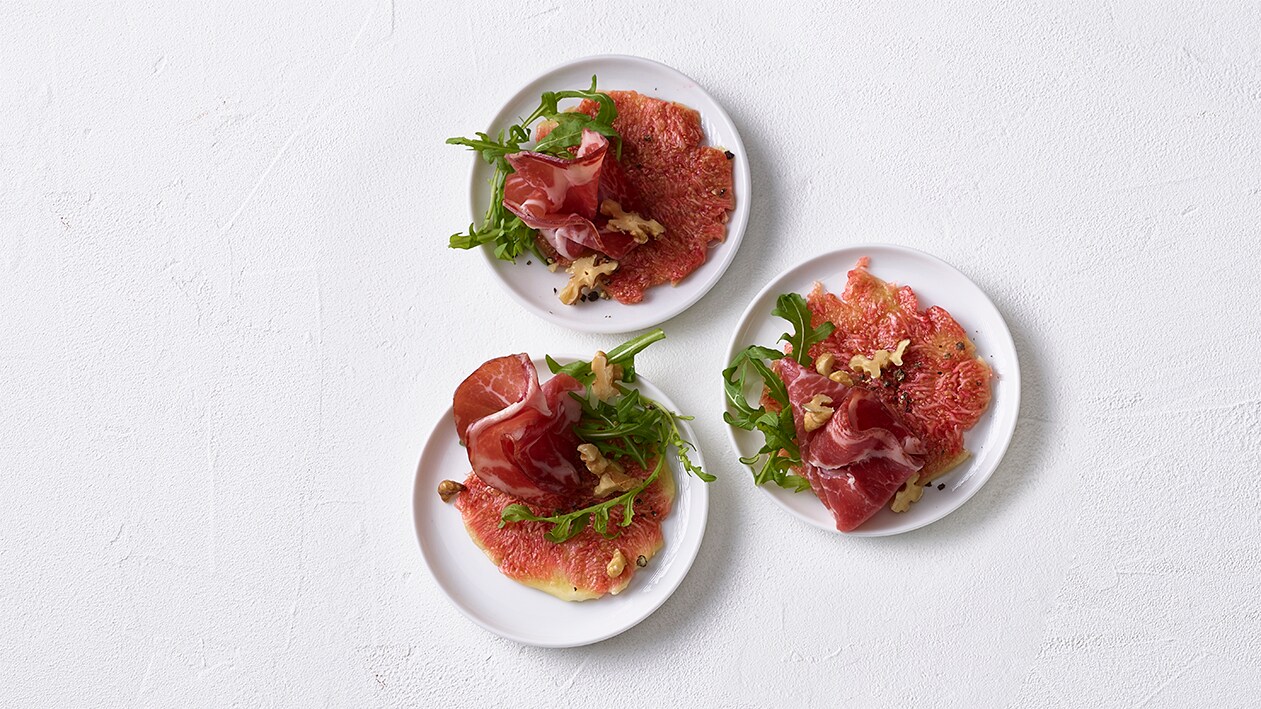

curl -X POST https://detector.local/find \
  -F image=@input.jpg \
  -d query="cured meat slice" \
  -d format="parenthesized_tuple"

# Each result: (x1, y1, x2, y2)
(778, 359, 925, 532)
(453, 354, 590, 507)
(455, 459, 673, 600)
(502, 129, 636, 259)
(453, 354, 531, 442)
(806, 258, 993, 481)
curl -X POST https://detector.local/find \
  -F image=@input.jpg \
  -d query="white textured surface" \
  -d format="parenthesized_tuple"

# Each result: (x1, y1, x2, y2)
(3, 1, 1260, 706)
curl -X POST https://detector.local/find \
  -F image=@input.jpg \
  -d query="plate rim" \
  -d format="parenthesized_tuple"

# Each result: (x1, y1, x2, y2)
(413, 354, 711, 647)
(721, 243, 1021, 537)
(465, 53, 751, 334)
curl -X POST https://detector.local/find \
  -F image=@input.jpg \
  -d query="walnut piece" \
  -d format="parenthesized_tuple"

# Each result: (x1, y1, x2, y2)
(815, 352, 835, 376)
(577, 443, 639, 497)
(849, 339, 911, 378)
(606, 549, 627, 578)
(890, 473, 925, 513)
(437, 479, 466, 503)
(600, 199, 665, 244)
(802, 394, 834, 433)
(590, 350, 624, 402)
(829, 370, 855, 386)
(578, 442, 623, 476)
(558, 255, 617, 305)
(813, 352, 856, 385)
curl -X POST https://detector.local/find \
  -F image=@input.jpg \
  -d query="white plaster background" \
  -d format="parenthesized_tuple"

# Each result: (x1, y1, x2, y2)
(3, 0, 1260, 706)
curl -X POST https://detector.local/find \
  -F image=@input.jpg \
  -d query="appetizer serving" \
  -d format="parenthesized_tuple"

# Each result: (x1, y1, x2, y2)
(438, 330, 712, 601)
(447, 77, 735, 307)
(725, 257, 995, 533)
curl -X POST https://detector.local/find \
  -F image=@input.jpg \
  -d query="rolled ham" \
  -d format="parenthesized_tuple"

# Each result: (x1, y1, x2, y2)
(453, 354, 590, 507)
(778, 359, 926, 532)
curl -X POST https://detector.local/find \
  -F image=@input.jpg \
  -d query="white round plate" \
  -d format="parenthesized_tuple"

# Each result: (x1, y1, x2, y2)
(414, 356, 710, 647)
(723, 245, 1020, 537)
(466, 54, 751, 334)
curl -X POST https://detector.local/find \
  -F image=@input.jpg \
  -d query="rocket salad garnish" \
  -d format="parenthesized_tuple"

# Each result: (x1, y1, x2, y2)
(498, 328, 712, 544)
(446, 76, 621, 263)
(722, 293, 834, 492)
(500, 458, 665, 544)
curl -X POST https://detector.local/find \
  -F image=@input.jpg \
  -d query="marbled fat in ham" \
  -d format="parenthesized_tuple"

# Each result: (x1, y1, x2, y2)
(453, 354, 591, 507)
(778, 359, 926, 532)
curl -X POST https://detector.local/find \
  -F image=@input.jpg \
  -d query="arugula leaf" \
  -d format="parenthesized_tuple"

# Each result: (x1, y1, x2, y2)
(556, 328, 712, 482)
(516, 79, 621, 159)
(498, 458, 663, 544)
(447, 169, 541, 261)
(446, 76, 621, 262)
(572, 388, 715, 483)
(654, 404, 714, 483)
(772, 293, 835, 366)
(722, 294, 837, 492)
(546, 327, 664, 385)
(722, 347, 812, 492)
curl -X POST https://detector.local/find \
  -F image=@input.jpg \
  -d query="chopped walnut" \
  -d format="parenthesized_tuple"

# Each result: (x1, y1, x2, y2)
(849, 339, 911, 378)
(437, 479, 466, 503)
(815, 352, 856, 385)
(829, 370, 855, 386)
(578, 442, 623, 476)
(890, 473, 925, 513)
(802, 394, 834, 433)
(590, 350, 624, 402)
(592, 472, 638, 497)
(600, 199, 665, 244)
(815, 352, 835, 377)
(889, 339, 910, 365)
(606, 549, 627, 578)
(577, 443, 639, 497)
(558, 255, 618, 305)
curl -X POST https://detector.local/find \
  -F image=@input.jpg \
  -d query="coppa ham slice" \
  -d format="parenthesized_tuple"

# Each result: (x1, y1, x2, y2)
(453, 354, 591, 507)
(502, 129, 638, 260)
(778, 359, 925, 532)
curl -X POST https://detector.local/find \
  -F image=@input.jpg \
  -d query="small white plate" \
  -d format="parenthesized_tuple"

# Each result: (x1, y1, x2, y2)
(465, 55, 751, 334)
(723, 245, 1020, 536)
(413, 357, 710, 647)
